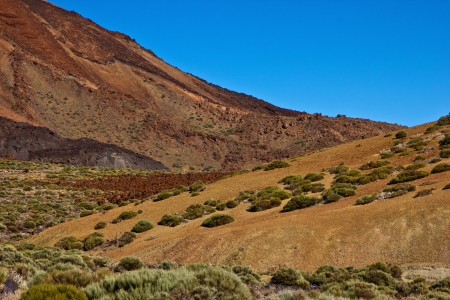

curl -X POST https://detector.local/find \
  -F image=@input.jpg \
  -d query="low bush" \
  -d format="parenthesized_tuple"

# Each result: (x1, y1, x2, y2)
(248, 198, 282, 212)
(439, 134, 450, 149)
(83, 232, 104, 251)
(204, 199, 221, 206)
(356, 193, 378, 205)
(329, 165, 350, 174)
(117, 210, 138, 221)
(322, 190, 342, 203)
(444, 183, 450, 190)
(80, 210, 95, 218)
(360, 160, 390, 170)
(436, 113, 450, 126)
(119, 231, 136, 247)
(414, 155, 427, 162)
(440, 149, 450, 158)
(216, 203, 227, 211)
(384, 133, 393, 137)
(183, 204, 216, 220)
(94, 222, 106, 230)
(279, 175, 303, 184)
(265, 160, 290, 171)
(304, 172, 325, 182)
(118, 255, 144, 271)
(189, 181, 205, 193)
(405, 163, 427, 170)
(22, 284, 87, 300)
(132, 220, 154, 233)
(380, 184, 416, 199)
(395, 131, 408, 139)
(158, 214, 184, 227)
(431, 163, 450, 174)
(282, 195, 321, 212)
(414, 189, 435, 198)
(201, 214, 234, 227)
(381, 153, 395, 159)
(272, 268, 309, 288)
(55, 236, 83, 250)
(389, 170, 429, 184)
(155, 191, 173, 201)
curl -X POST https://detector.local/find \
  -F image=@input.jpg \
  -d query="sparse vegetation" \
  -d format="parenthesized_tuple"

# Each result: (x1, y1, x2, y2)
(414, 188, 435, 198)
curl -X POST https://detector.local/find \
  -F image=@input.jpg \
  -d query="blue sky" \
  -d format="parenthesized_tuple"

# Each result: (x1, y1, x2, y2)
(48, 0, 450, 127)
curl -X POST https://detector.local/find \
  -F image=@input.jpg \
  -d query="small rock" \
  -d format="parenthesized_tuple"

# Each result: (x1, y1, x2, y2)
(4, 279, 19, 294)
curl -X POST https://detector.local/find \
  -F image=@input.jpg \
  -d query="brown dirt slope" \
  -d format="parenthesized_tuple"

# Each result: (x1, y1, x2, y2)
(29, 121, 450, 272)
(0, 0, 404, 171)
(0, 116, 168, 170)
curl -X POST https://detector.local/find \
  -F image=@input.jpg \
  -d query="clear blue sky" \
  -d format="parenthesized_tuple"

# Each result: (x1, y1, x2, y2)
(48, 0, 450, 127)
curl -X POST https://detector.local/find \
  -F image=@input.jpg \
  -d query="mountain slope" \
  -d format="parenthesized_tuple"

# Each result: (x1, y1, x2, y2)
(28, 121, 450, 271)
(0, 0, 404, 170)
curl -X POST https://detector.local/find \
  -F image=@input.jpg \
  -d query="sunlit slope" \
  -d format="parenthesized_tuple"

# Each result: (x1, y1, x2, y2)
(28, 122, 450, 272)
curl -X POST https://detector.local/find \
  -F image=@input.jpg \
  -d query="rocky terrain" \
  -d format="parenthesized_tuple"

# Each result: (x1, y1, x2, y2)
(0, 116, 168, 170)
(0, 0, 404, 171)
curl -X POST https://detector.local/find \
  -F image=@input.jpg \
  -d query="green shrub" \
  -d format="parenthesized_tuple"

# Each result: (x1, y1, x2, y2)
(158, 214, 184, 227)
(322, 190, 342, 203)
(83, 232, 104, 251)
(405, 162, 427, 170)
(101, 203, 116, 210)
(381, 184, 416, 199)
(279, 175, 303, 184)
(22, 284, 87, 300)
(440, 149, 450, 158)
(117, 210, 138, 220)
(439, 134, 450, 149)
(381, 153, 395, 159)
(55, 236, 83, 250)
(248, 198, 282, 212)
(94, 222, 106, 230)
(356, 193, 378, 205)
(272, 268, 309, 288)
(226, 200, 239, 209)
(0, 224, 6, 230)
(78, 202, 98, 210)
(282, 195, 320, 212)
(414, 155, 427, 162)
(384, 133, 393, 137)
(304, 172, 325, 182)
(83, 266, 251, 300)
(119, 255, 144, 271)
(201, 214, 234, 227)
(444, 183, 450, 190)
(437, 113, 450, 126)
(360, 161, 390, 170)
(119, 231, 136, 247)
(80, 210, 95, 218)
(155, 191, 173, 201)
(204, 199, 221, 206)
(265, 160, 290, 171)
(389, 170, 429, 184)
(132, 220, 154, 233)
(395, 131, 407, 139)
(159, 260, 177, 270)
(216, 203, 227, 211)
(431, 163, 450, 174)
(189, 181, 205, 193)
(329, 165, 349, 174)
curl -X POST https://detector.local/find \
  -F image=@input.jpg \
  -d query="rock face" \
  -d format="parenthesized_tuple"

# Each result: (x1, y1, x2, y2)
(0, 0, 405, 171)
(0, 117, 168, 170)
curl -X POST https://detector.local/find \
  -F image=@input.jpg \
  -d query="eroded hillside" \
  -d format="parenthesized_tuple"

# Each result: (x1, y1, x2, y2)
(0, 0, 403, 171)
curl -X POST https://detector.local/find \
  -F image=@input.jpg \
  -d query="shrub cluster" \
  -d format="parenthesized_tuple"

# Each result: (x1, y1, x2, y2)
(439, 134, 450, 149)
(405, 162, 427, 171)
(379, 184, 416, 199)
(436, 113, 450, 126)
(282, 195, 321, 212)
(334, 167, 393, 185)
(280, 174, 325, 194)
(264, 160, 290, 171)
(246, 186, 290, 212)
(389, 170, 429, 184)
(322, 183, 357, 203)
(182, 204, 216, 220)
(440, 149, 450, 158)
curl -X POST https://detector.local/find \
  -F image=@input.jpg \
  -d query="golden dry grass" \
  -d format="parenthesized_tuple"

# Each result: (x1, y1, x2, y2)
(28, 122, 450, 272)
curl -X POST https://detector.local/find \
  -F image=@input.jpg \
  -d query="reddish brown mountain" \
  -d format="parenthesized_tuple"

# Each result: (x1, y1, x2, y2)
(0, 0, 404, 171)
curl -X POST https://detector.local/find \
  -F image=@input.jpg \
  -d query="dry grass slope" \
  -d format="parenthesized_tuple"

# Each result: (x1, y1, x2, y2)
(28, 122, 450, 272)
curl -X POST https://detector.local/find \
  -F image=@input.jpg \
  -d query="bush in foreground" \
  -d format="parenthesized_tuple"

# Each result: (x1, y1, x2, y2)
(119, 255, 144, 271)
(201, 214, 234, 227)
(131, 220, 154, 233)
(22, 284, 87, 300)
